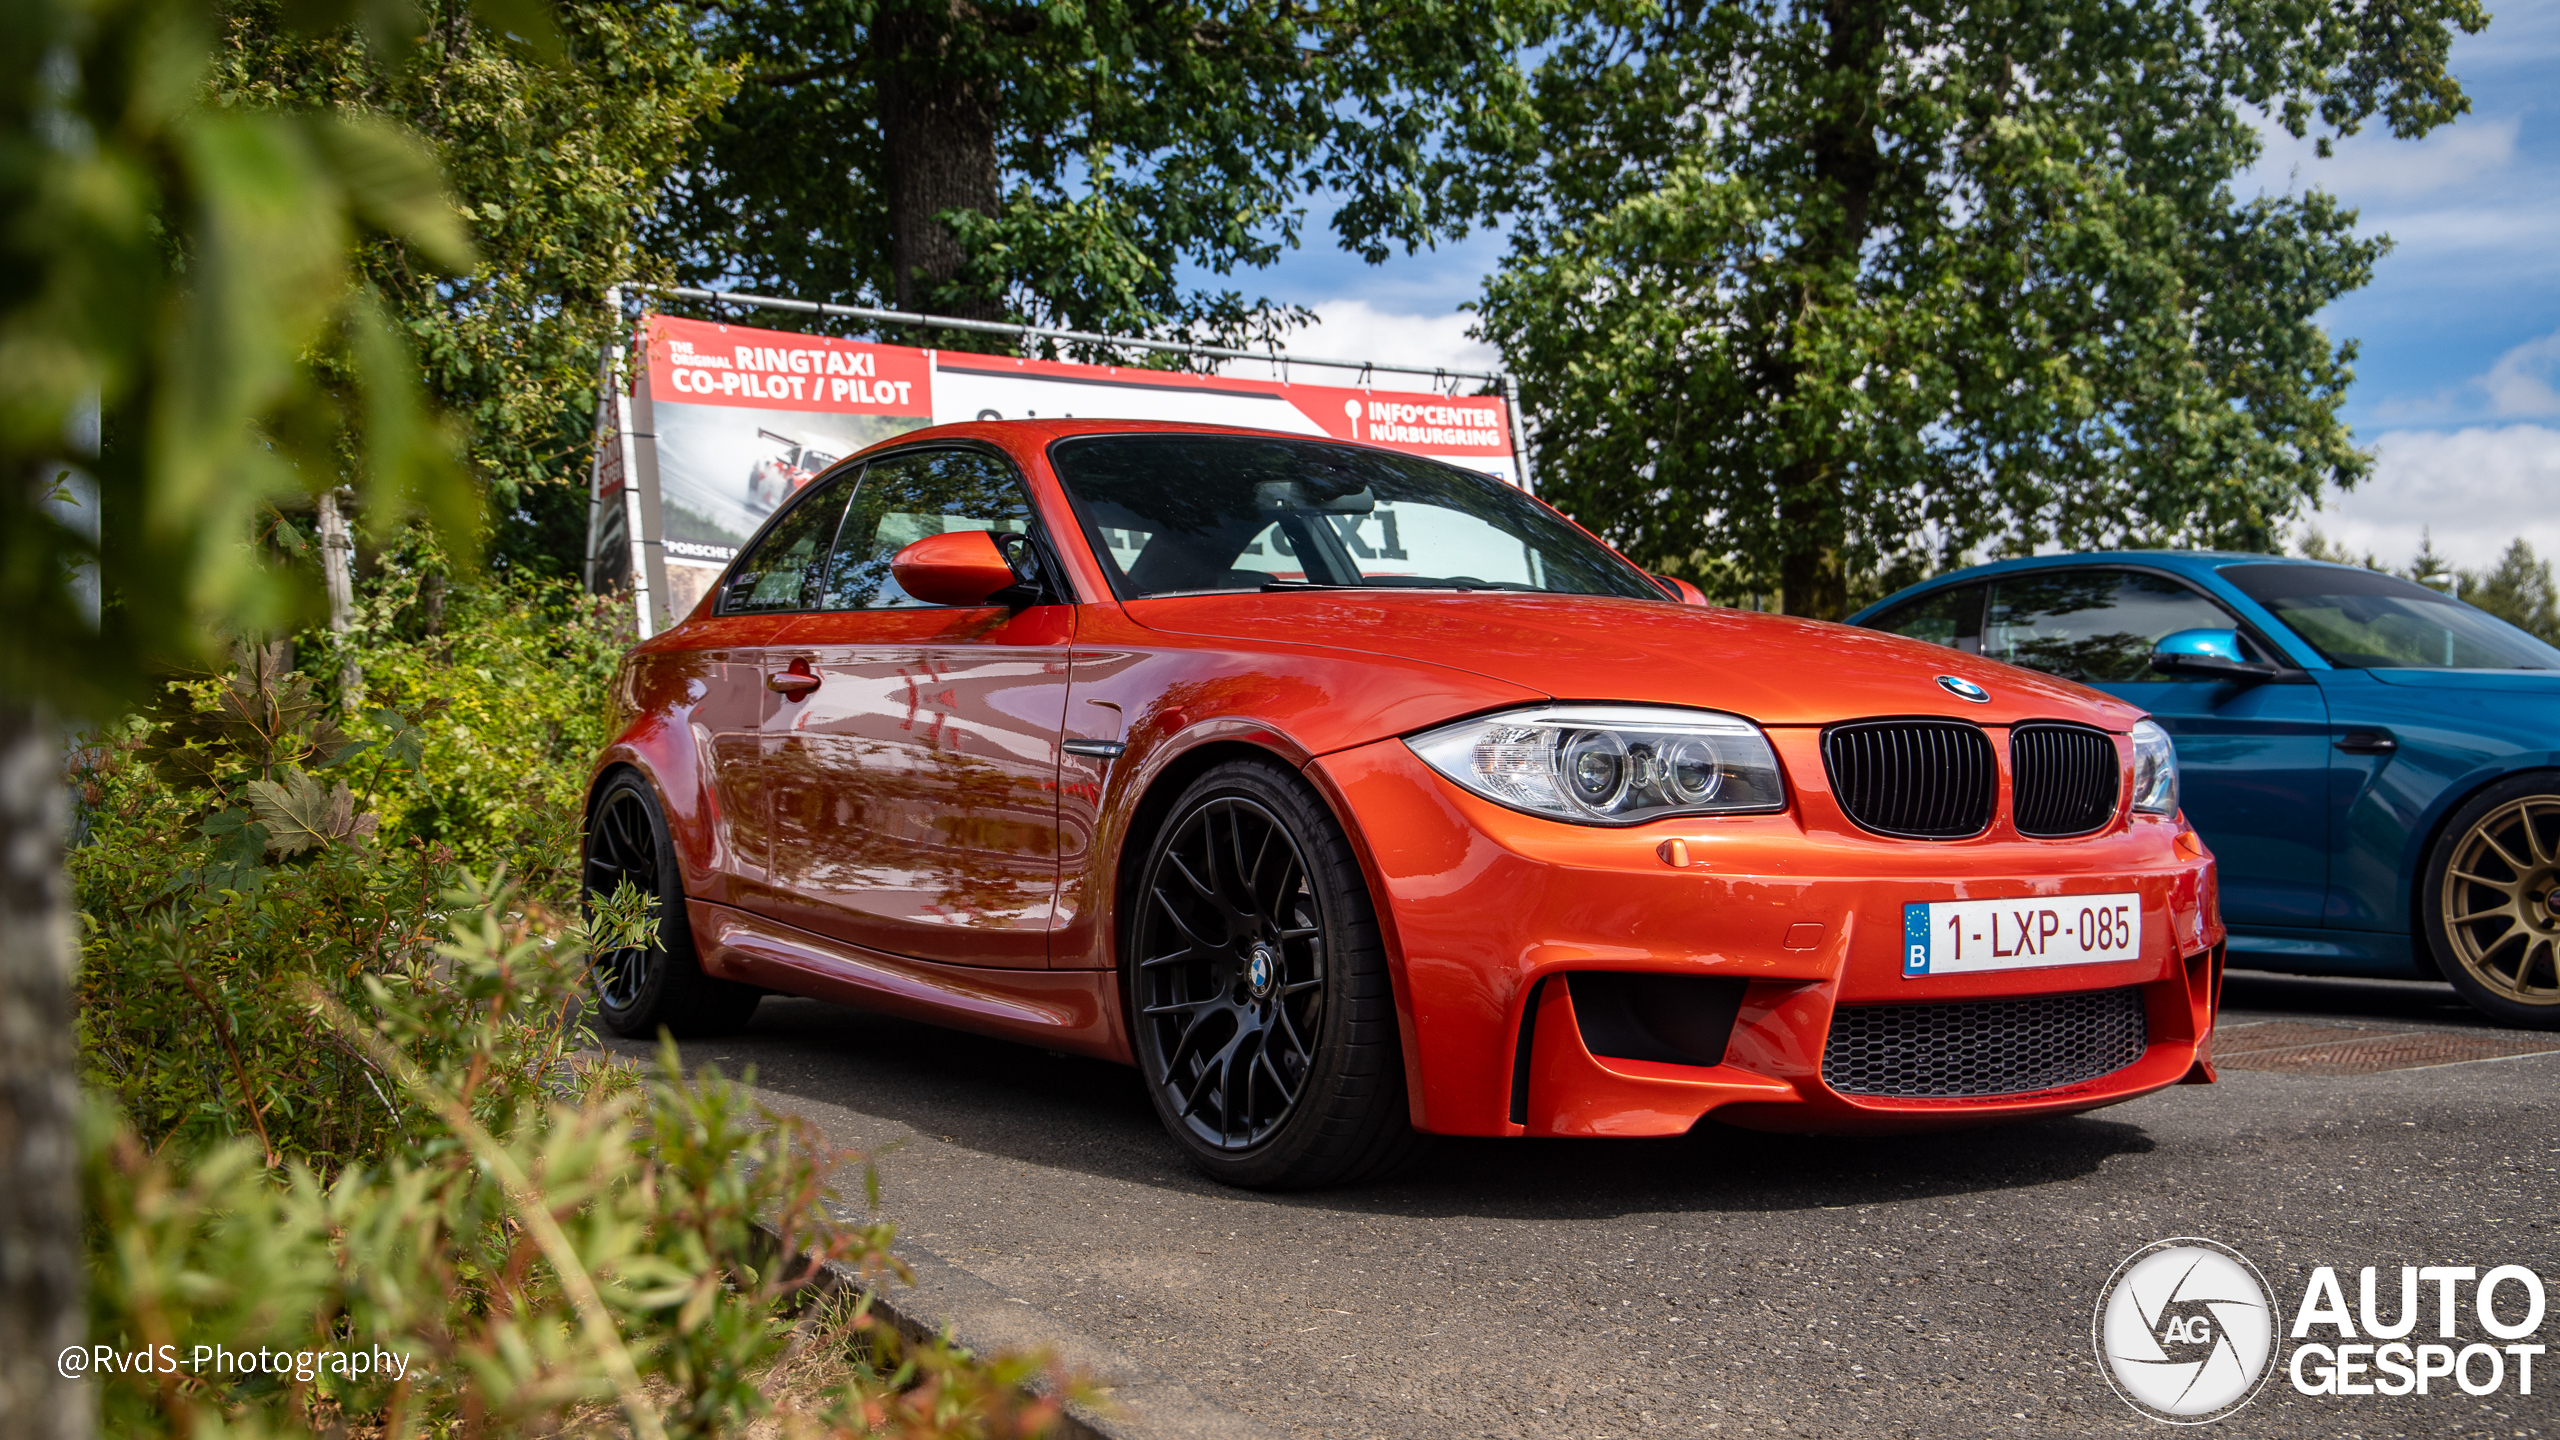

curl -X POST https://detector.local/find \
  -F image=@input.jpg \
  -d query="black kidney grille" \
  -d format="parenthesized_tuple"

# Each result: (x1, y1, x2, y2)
(1822, 988, 2149, 1099)
(1821, 721, 1997, 838)
(2011, 723, 2122, 838)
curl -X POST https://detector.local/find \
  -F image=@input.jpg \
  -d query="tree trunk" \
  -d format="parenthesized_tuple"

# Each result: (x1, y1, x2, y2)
(0, 701, 85, 1440)
(876, 6, 1003, 322)
(1773, 0, 1884, 621)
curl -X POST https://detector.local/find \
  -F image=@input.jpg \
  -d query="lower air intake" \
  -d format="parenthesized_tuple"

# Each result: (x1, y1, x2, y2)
(1821, 988, 2149, 1098)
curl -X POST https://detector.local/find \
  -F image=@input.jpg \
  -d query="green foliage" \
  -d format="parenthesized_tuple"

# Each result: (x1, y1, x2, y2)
(2465, 540, 2560, 645)
(1471, 0, 2489, 618)
(655, 0, 1554, 352)
(206, 0, 738, 569)
(0, 0, 501, 718)
(86, 1034, 915, 1437)
(321, 546, 635, 892)
(76, 637, 1073, 1435)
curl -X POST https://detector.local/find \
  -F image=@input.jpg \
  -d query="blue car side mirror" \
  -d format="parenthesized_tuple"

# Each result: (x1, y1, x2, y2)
(2152, 628, 2280, 682)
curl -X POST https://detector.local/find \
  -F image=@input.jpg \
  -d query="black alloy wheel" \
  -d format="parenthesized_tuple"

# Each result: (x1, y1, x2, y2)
(582, 771, 761, 1038)
(2424, 773, 2560, 1030)
(1128, 759, 1416, 1189)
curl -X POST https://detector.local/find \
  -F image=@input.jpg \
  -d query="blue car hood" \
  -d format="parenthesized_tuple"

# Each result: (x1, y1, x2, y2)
(2362, 668, 2560, 696)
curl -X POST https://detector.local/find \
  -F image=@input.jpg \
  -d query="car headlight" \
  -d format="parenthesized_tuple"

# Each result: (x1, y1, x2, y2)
(2129, 719, 2178, 816)
(1405, 705, 1787, 826)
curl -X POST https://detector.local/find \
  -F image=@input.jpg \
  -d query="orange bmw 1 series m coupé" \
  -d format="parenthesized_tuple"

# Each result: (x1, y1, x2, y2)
(584, 420, 2225, 1188)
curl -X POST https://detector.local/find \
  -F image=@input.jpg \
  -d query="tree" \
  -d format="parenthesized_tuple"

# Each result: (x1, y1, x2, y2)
(2464, 539, 2560, 645)
(208, 0, 736, 576)
(1473, 0, 2488, 618)
(0, 0, 491, 1424)
(652, 0, 1550, 350)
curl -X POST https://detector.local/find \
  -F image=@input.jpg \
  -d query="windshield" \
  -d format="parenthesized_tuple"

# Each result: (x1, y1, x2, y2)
(2221, 563, 2560, 670)
(1046, 434, 1664, 601)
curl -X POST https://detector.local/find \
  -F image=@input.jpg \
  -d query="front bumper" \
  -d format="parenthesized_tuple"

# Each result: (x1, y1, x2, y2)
(1311, 735, 2225, 1138)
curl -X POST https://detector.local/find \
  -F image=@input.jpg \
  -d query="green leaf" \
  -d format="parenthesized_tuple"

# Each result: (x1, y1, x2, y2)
(244, 767, 379, 857)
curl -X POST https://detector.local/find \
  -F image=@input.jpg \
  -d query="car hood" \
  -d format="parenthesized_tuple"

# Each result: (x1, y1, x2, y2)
(2361, 667, 2560, 697)
(1121, 592, 2143, 729)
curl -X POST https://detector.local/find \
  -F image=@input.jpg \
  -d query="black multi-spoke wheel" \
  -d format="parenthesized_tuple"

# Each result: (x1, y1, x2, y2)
(1128, 760, 1416, 1188)
(2424, 774, 2560, 1030)
(581, 771, 760, 1038)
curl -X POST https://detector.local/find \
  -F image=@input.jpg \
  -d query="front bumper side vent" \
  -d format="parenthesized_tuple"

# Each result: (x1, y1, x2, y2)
(1568, 972, 1747, 1068)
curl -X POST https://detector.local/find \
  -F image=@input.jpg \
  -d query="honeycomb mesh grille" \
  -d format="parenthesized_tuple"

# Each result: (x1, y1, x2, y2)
(1822, 988, 2149, 1098)
(1821, 721, 1997, 839)
(2011, 723, 2121, 838)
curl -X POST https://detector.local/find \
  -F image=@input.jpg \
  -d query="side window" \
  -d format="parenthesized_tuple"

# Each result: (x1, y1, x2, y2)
(1869, 584, 1985, 652)
(718, 469, 858, 615)
(1982, 570, 2251, 682)
(821, 450, 1036, 610)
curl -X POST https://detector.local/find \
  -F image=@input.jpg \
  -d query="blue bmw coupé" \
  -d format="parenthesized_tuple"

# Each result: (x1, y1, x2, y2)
(1850, 552, 2560, 1028)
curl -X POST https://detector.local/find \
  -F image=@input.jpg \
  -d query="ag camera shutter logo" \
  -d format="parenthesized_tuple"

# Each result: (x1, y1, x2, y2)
(2094, 1238, 2279, 1423)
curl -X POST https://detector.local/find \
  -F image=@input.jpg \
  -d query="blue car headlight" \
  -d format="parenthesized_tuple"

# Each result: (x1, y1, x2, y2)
(2130, 719, 2178, 816)
(1406, 705, 1787, 825)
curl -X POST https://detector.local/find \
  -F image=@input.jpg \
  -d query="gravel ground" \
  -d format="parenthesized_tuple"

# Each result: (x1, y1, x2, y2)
(611, 970, 2560, 1439)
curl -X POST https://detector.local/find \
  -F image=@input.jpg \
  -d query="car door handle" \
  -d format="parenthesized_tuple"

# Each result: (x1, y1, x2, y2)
(2334, 729, 2396, 755)
(766, 670, 821, 696)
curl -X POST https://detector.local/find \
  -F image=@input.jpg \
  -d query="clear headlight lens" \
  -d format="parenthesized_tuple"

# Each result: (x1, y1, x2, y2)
(1406, 705, 1787, 826)
(2129, 719, 2179, 815)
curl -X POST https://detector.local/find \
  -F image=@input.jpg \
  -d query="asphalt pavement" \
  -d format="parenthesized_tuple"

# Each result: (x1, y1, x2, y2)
(609, 970, 2560, 1439)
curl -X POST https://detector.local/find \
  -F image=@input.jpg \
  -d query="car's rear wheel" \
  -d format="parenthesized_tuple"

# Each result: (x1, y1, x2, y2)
(1126, 759, 1417, 1189)
(583, 771, 760, 1038)
(2423, 773, 2560, 1030)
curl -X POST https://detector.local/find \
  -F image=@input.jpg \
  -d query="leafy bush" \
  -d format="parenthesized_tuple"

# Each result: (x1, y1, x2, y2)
(73, 589, 1080, 1436)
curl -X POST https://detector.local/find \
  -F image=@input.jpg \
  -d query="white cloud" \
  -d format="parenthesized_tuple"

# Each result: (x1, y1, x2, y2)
(2303, 424, 2560, 569)
(2250, 115, 2520, 202)
(1225, 298, 1500, 382)
(2483, 331, 2560, 417)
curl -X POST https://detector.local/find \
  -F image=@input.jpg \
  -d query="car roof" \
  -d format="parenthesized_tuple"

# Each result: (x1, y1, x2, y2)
(1847, 549, 2380, 623)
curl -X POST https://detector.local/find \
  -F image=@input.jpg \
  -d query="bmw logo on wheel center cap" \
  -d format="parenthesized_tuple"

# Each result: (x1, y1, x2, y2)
(1246, 944, 1276, 996)
(1936, 674, 1992, 704)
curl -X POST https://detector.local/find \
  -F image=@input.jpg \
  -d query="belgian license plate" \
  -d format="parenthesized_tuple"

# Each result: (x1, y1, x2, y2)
(1902, 893, 2141, 977)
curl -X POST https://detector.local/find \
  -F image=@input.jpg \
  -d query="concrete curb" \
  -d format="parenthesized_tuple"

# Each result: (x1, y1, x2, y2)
(771, 1222, 1280, 1440)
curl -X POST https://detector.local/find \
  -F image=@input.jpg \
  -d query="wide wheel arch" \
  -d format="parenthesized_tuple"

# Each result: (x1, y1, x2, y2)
(1111, 740, 1428, 1126)
(2408, 765, 2560, 982)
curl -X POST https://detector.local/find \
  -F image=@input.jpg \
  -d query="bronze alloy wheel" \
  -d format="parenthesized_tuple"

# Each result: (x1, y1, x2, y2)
(2431, 784, 2560, 1026)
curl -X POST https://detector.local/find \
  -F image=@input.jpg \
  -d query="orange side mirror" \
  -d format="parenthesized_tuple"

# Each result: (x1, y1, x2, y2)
(889, 530, 1023, 607)
(1653, 573, 1709, 605)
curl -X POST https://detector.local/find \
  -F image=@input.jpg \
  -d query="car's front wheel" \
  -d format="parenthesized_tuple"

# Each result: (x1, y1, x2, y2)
(583, 771, 761, 1038)
(2423, 773, 2560, 1030)
(1126, 759, 1417, 1188)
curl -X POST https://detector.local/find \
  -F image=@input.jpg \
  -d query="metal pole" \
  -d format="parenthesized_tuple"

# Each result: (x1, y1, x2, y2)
(604, 286, 654, 639)
(1502, 374, 1537, 495)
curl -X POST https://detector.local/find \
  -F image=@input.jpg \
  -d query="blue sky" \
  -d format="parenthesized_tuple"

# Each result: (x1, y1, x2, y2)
(1217, 6, 2560, 571)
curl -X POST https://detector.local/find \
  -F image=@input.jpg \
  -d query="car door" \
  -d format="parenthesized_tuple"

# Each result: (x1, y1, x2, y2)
(763, 447, 1072, 968)
(688, 467, 861, 911)
(1979, 567, 2335, 929)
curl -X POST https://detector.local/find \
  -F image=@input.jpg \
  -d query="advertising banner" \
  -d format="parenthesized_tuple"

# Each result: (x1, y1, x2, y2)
(593, 312, 1522, 630)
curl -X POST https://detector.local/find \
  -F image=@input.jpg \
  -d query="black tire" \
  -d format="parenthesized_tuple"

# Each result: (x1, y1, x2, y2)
(583, 770, 761, 1038)
(2421, 772, 2560, 1030)
(1125, 759, 1419, 1189)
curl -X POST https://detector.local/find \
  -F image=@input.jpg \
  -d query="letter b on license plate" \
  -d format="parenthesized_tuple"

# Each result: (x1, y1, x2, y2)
(1902, 893, 2141, 977)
